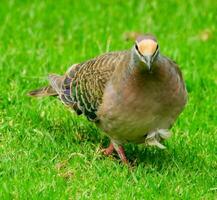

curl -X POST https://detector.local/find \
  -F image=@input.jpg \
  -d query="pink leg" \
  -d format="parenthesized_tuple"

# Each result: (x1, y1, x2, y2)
(102, 142, 114, 155)
(115, 145, 128, 164)
(102, 141, 128, 164)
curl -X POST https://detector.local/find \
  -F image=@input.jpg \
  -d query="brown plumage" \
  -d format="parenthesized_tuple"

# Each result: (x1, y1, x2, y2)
(29, 35, 187, 163)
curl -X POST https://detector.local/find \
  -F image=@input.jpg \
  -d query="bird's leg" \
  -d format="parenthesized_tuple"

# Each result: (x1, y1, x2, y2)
(113, 143, 128, 164)
(102, 142, 114, 155)
(102, 141, 128, 164)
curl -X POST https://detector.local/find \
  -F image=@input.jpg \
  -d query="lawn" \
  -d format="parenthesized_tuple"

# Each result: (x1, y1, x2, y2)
(0, 0, 216, 199)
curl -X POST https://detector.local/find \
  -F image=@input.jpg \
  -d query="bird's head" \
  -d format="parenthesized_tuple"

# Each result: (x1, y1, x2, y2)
(133, 34, 159, 71)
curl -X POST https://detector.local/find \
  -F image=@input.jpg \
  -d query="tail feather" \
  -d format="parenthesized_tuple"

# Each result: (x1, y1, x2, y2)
(28, 86, 57, 97)
(28, 74, 64, 97)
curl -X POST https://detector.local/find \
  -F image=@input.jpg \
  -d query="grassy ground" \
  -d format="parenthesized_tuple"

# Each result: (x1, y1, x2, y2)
(0, 0, 216, 199)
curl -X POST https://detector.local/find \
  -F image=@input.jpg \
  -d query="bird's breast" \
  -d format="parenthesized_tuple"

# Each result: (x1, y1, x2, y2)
(97, 67, 187, 144)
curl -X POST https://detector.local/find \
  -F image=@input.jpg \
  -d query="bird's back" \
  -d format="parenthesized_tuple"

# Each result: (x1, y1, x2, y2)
(49, 51, 131, 121)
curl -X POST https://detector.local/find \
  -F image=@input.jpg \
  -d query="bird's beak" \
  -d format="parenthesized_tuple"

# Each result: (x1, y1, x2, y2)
(144, 55, 152, 71)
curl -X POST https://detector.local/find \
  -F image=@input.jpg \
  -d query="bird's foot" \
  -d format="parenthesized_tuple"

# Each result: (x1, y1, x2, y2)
(102, 142, 128, 164)
(146, 129, 171, 149)
(102, 142, 114, 156)
(114, 145, 128, 164)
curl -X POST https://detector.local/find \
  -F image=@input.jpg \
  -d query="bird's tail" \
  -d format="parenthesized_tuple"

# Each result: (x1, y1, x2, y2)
(28, 85, 57, 97)
(28, 74, 64, 97)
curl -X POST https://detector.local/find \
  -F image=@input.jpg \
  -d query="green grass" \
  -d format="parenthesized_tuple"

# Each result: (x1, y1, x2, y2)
(0, 0, 216, 199)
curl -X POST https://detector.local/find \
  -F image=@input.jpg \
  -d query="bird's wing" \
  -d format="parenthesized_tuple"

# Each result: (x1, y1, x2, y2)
(50, 51, 130, 121)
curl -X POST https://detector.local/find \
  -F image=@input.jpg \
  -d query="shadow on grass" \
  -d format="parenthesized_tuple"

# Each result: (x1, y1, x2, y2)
(128, 145, 174, 168)
(39, 114, 103, 145)
(38, 117, 178, 168)
(34, 114, 209, 170)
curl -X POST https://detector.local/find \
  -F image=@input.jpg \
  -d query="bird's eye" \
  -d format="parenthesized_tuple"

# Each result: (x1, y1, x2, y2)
(153, 45, 159, 56)
(155, 44, 159, 52)
(135, 43, 139, 51)
(135, 43, 143, 56)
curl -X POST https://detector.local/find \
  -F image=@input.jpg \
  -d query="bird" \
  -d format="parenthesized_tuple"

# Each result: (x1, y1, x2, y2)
(28, 34, 187, 164)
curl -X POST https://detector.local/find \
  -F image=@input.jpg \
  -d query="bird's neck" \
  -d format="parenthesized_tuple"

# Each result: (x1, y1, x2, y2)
(128, 52, 161, 76)
(112, 52, 169, 93)
(126, 54, 173, 85)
